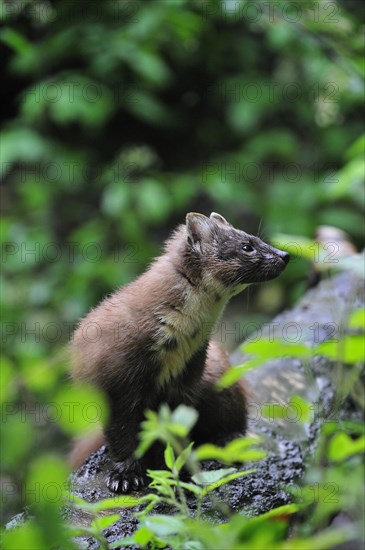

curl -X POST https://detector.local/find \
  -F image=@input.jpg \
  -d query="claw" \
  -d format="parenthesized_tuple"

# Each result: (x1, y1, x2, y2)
(106, 459, 146, 493)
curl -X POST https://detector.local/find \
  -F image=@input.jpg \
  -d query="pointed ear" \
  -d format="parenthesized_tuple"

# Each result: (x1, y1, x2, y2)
(186, 213, 212, 250)
(210, 212, 231, 227)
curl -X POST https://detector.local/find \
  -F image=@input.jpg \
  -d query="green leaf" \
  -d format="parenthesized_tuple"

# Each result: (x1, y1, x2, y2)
(202, 470, 254, 494)
(289, 395, 314, 424)
(0, 356, 13, 403)
(273, 231, 361, 276)
(258, 503, 299, 519)
(0, 128, 51, 169)
(1, 415, 34, 469)
(134, 526, 156, 546)
(91, 514, 120, 531)
(316, 335, 365, 363)
(346, 134, 365, 160)
(328, 432, 365, 462)
(144, 515, 185, 537)
(136, 432, 156, 458)
(196, 436, 266, 463)
(21, 359, 60, 393)
(1, 522, 46, 550)
(53, 383, 108, 436)
(261, 403, 289, 419)
(242, 339, 310, 361)
(168, 423, 190, 437)
(101, 183, 130, 218)
(349, 308, 365, 330)
(127, 90, 172, 125)
(147, 482, 175, 498)
(129, 50, 171, 86)
(110, 535, 141, 548)
(262, 395, 314, 424)
(164, 443, 175, 470)
(137, 179, 172, 223)
(0, 28, 31, 55)
(192, 467, 236, 485)
(178, 481, 203, 496)
(261, 395, 314, 423)
(147, 470, 174, 480)
(183, 541, 205, 550)
(217, 359, 261, 389)
(74, 495, 142, 512)
(21, 76, 114, 128)
(171, 405, 199, 432)
(325, 157, 365, 202)
(175, 442, 194, 472)
(26, 455, 69, 507)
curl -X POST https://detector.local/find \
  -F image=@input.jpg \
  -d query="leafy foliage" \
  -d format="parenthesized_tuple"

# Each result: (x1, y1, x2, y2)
(2, 309, 365, 548)
(1, 0, 364, 548)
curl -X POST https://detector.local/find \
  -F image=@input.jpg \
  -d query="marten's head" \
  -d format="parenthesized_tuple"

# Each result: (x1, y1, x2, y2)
(183, 212, 289, 296)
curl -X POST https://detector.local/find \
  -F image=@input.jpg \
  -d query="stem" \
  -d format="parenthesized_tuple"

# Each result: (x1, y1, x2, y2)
(196, 491, 203, 520)
(173, 469, 189, 516)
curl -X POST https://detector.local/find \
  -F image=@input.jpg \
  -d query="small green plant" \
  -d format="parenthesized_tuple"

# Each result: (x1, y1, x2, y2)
(59, 403, 265, 549)
(68, 494, 143, 550)
(108, 404, 265, 549)
(3, 311, 364, 549)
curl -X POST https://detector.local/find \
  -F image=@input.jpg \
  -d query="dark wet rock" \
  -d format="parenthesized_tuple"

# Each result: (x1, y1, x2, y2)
(7, 272, 365, 547)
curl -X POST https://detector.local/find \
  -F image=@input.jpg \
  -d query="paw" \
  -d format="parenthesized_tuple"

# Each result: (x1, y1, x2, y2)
(106, 459, 147, 493)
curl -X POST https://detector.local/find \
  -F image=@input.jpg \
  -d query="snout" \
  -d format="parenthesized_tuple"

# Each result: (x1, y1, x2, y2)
(268, 245, 290, 266)
(279, 250, 290, 265)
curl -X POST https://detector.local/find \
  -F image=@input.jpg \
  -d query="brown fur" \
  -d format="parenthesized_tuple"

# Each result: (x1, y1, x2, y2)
(70, 212, 289, 492)
(69, 341, 247, 469)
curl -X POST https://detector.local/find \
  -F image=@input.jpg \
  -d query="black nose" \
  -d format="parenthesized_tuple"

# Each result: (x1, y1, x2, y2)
(281, 251, 290, 264)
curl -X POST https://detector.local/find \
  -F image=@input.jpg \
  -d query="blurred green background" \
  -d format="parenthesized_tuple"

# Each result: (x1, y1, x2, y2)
(1, 0, 364, 524)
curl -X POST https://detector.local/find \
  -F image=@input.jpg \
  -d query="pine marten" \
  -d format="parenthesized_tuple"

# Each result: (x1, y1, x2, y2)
(70, 212, 289, 493)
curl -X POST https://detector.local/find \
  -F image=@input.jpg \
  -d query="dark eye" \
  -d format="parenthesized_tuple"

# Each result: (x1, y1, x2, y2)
(242, 244, 254, 252)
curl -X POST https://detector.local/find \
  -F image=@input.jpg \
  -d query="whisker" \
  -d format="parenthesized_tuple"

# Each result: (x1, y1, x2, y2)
(257, 217, 263, 238)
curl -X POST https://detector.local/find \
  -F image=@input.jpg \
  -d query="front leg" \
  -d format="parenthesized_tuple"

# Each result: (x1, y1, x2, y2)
(104, 405, 147, 493)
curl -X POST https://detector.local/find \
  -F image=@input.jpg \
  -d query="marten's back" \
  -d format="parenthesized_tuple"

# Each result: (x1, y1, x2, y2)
(70, 239, 227, 392)
(70, 258, 180, 385)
